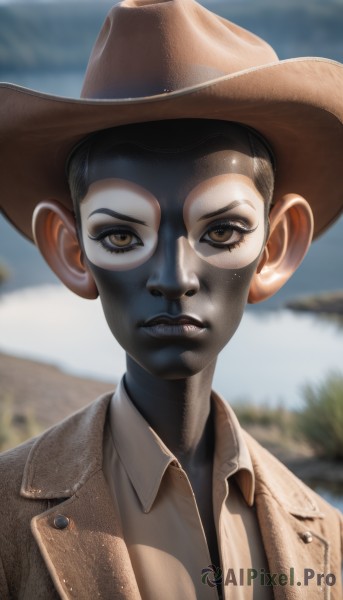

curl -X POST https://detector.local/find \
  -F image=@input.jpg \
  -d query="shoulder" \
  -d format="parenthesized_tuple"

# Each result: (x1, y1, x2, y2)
(0, 392, 112, 508)
(0, 437, 36, 507)
(0, 393, 113, 596)
(243, 429, 343, 525)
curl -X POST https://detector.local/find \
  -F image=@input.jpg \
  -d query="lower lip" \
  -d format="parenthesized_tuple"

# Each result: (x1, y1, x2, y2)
(142, 323, 206, 338)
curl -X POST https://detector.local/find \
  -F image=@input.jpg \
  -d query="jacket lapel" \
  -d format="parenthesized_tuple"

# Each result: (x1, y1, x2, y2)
(20, 393, 141, 600)
(245, 432, 331, 600)
(31, 469, 140, 600)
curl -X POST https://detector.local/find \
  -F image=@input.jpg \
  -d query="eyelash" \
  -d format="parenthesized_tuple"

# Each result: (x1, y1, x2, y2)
(88, 227, 143, 254)
(200, 219, 257, 251)
(88, 219, 257, 254)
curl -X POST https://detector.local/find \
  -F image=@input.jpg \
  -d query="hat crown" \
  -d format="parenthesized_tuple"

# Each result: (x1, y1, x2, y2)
(81, 0, 278, 99)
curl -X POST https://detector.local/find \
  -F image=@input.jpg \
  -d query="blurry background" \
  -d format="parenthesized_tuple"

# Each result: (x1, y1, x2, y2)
(0, 0, 343, 507)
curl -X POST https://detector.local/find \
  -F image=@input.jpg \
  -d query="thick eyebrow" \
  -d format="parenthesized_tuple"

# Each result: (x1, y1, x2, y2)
(197, 199, 255, 222)
(88, 208, 147, 226)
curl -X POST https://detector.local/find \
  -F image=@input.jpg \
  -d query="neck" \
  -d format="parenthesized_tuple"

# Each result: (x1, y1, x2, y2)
(124, 356, 217, 469)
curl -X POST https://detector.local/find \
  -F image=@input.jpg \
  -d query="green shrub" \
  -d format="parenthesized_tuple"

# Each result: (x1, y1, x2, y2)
(0, 262, 8, 286)
(235, 403, 271, 426)
(297, 371, 343, 460)
(233, 400, 295, 431)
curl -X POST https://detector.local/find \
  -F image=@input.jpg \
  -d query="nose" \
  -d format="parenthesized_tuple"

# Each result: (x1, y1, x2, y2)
(146, 235, 200, 299)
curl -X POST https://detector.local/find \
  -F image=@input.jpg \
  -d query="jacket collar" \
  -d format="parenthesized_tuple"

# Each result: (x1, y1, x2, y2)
(20, 392, 112, 499)
(243, 430, 324, 519)
(20, 391, 323, 519)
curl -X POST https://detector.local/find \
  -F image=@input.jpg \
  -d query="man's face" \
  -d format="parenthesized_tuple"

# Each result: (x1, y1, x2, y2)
(77, 135, 268, 379)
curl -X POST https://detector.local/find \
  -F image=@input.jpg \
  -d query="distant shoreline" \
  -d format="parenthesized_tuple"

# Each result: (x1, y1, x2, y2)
(286, 290, 343, 317)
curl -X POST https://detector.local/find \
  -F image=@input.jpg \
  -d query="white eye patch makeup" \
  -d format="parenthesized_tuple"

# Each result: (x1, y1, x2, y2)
(80, 179, 161, 270)
(183, 174, 266, 269)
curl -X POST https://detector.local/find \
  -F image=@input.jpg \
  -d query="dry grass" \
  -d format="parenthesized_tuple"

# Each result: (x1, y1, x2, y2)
(0, 352, 115, 451)
(0, 392, 41, 452)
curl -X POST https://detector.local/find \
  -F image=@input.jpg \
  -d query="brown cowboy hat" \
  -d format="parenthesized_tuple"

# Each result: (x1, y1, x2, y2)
(1, 0, 343, 241)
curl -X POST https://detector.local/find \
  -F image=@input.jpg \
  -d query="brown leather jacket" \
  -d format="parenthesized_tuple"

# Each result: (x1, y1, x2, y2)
(0, 393, 342, 599)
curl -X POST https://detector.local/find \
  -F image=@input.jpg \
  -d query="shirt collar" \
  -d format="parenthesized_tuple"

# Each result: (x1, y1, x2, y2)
(108, 378, 176, 513)
(211, 389, 255, 506)
(108, 378, 255, 512)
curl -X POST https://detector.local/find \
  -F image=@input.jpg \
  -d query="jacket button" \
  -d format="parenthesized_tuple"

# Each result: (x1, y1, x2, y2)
(53, 514, 70, 530)
(301, 531, 313, 543)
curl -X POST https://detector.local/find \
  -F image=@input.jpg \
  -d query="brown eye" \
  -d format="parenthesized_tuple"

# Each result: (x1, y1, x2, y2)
(207, 227, 234, 243)
(108, 232, 133, 247)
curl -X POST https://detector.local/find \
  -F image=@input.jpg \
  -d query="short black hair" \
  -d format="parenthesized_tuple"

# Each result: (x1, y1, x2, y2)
(67, 119, 275, 213)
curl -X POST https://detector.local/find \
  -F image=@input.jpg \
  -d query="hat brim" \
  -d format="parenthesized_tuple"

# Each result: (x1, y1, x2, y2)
(1, 57, 343, 241)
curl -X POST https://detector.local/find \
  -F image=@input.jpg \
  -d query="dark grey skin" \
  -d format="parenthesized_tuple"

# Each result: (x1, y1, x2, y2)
(70, 121, 272, 568)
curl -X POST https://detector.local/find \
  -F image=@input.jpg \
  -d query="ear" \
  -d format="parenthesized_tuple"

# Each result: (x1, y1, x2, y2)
(32, 200, 98, 299)
(248, 194, 314, 304)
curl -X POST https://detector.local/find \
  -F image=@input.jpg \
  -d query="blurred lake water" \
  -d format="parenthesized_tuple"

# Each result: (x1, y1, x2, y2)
(0, 284, 342, 410)
(0, 69, 84, 97)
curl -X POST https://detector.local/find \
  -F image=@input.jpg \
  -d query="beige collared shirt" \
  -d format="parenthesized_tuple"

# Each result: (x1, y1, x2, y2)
(103, 379, 272, 600)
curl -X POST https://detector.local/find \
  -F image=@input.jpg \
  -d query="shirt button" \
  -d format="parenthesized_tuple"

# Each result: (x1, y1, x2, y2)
(301, 531, 313, 544)
(53, 514, 70, 530)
